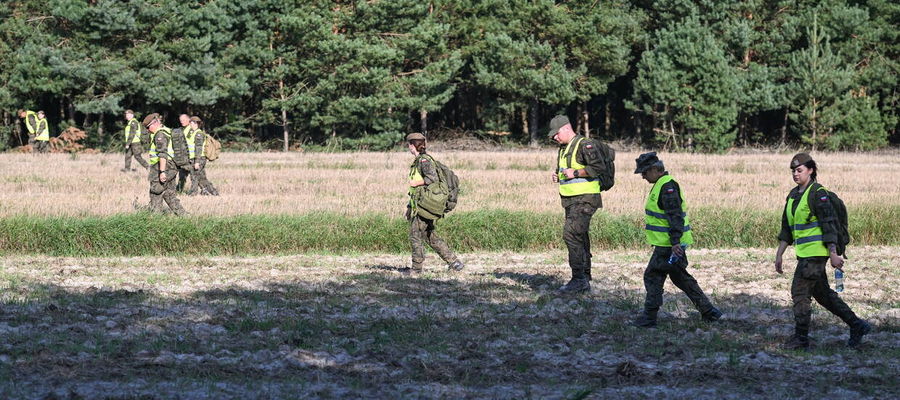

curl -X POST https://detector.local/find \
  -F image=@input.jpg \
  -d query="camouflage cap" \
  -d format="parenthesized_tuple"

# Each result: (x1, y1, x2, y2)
(142, 113, 161, 128)
(406, 132, 426, 141)
(190, 116, 202, 123)
(634, 152, 663, 174)
(790, 153, 814, 169)
(125, 109, 135, 115)
(547, 115, 571, 138)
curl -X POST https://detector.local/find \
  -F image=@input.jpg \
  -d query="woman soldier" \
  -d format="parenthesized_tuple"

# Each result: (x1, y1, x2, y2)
(186, 116, 219, 196)
(774, 153, 871, 349)
(405, 132, 463, 273)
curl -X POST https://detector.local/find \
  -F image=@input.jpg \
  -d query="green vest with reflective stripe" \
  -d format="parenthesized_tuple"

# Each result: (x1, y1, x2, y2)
(35, 118, 50, 141)
(185, 127, 197, 159)
(148, 127, 174, 166)
(24, 111, 38, 134)
(125, 118, 141, 144)
(644, 175, 693, 246)
(408, 159, 424, 208)
(557, 137, 601, 196)
(786, 184, 829, 257)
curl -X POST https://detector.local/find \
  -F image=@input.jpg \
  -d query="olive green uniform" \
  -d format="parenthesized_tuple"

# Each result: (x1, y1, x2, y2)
(559, 135, 603, 281)
(408, 154, 458, 270)
(778, 183, 861, 338)
(124, 118, 149, 170)
(187, 129, 219, 195)
(148, 128, 187, 215)
(642, 175, 716, 320)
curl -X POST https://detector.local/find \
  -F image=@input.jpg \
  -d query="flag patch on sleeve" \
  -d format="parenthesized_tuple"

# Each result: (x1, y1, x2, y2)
(666, 188, 675, 193)
(820, 195, 828, 202)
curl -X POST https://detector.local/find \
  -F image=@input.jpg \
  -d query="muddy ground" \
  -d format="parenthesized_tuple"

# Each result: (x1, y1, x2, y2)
(1, 247, 898, 399)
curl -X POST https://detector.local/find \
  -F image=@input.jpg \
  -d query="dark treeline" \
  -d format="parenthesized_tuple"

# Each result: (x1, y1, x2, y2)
(1, 0, 897, 152)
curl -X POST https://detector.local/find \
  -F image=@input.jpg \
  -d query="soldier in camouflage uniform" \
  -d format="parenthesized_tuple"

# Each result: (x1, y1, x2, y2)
(549, 115, 605, 294)
(122, 109, 149, 171)
(630, 152, 721, 327)
(775, 153, 871, 349)
(144, 113, 187, 216)
(33, 111, 51, 153)
(186, 116, 219, 196)
(405, 132, 463, 273)
(172, 114, 194, 193)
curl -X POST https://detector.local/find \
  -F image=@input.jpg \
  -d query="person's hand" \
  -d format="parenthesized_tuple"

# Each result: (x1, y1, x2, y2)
(551, 173, 559, 183)
(672, 244, 685, 258)
(159, 172, 167, 183)
(404, 207, 411, 220)
(194, 162, 200, 170)
(830, 254, 844, 271)
(564, 168, 577, 179)
(774, 255, 783, 274)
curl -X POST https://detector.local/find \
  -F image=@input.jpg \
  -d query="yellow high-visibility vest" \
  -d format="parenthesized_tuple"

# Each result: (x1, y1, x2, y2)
(557, 137, 601, 196)
(148, 127, 174, 166)
(35, 117, 50, 141)
(644, 174, 693, 246)
(786, 184, 830, 257)
(125, 118, 141, 144)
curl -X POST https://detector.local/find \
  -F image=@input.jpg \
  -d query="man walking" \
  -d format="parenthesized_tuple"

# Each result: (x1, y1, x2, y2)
(172, 114, 194, 193)
(122, 109, 149, 171)
(144, 113, 187, 215)
(631, 152, 721, 327)
(18, 109, 39, 152)
(185, 116, 219, 195)
(549, 115, 605, 294)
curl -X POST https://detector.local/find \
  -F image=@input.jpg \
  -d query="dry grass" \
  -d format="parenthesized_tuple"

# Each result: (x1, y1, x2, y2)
(1, 248, 897, 398)
(0, 150, 897, 217)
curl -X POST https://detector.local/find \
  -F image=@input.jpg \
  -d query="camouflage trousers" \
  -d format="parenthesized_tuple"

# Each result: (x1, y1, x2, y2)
(791, 257, 859, 336)
(176, 164, 192, 193)
(125, 143, 149, 170)
(187, 158, 219, 195)
(409, 214, 457, 269)
(29, 139, 50, 153)
(563, 202, 597, 280)
(643, 246, 714, 317)
(148, 164, 187, 216)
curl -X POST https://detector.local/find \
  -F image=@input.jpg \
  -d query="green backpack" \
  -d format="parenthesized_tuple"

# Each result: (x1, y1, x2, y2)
(414, 155, 459, 219)
(807, 183, 851, 257)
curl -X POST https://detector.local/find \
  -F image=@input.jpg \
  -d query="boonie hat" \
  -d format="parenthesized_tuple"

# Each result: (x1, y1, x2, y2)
(547, 115, 571, 138)
(190, 116, 202, 123)
(406, 132, 426, 141)
(634, 152, 663, 174)
(790, 153, 813, 169)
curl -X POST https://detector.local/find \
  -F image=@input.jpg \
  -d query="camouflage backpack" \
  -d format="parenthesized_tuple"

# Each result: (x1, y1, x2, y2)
(204, 133, 221, 161)
(414, 155, 459, 218)
(807, 183, 851, 257)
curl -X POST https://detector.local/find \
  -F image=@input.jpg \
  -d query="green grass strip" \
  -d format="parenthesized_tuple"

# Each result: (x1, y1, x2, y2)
(1, 206, 897, 256)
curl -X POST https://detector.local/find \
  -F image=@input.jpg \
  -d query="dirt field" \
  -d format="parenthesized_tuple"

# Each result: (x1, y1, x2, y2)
(2, 248, 897, 399)
(1, 151, 898, 217)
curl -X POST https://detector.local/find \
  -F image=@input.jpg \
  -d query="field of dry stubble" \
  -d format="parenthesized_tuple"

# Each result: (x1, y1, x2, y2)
(0, 150, 898, 217)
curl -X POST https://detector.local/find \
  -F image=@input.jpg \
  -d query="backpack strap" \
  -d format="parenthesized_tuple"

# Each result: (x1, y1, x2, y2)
(564, 137, 584, 168)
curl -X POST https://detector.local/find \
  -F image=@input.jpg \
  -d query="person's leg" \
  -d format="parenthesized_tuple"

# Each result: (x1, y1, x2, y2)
(132, 143, 149, 169)
(423, 218, 459, 266)
(562, 203, 596, 285)
(808, 262, 871, 346)
(162, 170, 187, 216)
(666, 251, 716, 316)
(408, 215, 428, 271)
(786, 257, 819, 348)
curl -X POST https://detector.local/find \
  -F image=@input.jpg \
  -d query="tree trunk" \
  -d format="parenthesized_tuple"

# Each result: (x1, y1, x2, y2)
(810, 98, 818, 151)
(528, 99, 539, 148)
(281, 107, 289, 152)
(59, 98, 65, 121)
(97, 114, 104, 141)
(420, 109, 427, 134)
(520, 108, 528, 140)
(604, 99, 611, 138)
(83, 113, 92, 131)
(581, 102, 590, 138)
(66, 97, 76, 125)
(780, 109, 788, 147)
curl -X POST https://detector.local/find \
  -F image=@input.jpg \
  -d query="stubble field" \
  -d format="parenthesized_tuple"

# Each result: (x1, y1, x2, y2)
(1, 248, 898, 399)
(1, 150, 899, 398)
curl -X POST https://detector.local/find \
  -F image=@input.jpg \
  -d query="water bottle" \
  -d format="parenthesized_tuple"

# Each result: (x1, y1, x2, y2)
(668, 244, 688, 264)
(835, 269, 844, 292)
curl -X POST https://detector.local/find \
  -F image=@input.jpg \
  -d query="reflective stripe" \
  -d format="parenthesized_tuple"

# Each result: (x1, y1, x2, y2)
(645, 224, 692, 233)
(792, 221, 819, 231)
(560, 177, 599, 185)
(644, 209, 686, 219)
(795, 235, 823, 245)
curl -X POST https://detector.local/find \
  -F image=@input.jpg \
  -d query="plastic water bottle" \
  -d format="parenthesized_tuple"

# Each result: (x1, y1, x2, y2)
(668, 244, 688, 264)
(835, 269, 844, 292)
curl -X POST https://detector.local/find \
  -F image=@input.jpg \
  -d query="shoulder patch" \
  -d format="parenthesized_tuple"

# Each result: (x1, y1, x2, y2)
(820, 195, 829, 202)
(585, 144, 593, 149)
(419, 158, 429, 163)
(666, 188, 675, 193)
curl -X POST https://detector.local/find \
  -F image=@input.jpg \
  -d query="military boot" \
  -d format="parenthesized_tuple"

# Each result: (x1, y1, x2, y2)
(557, 268, 590, 294)
(630, 311, 657, 328)
(702, 307, 723, 322)
(848, 319, 872, 348)
(448, 260, 464, 271)
(402, 263, 424, 275)
(583, 267, 592, 282)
